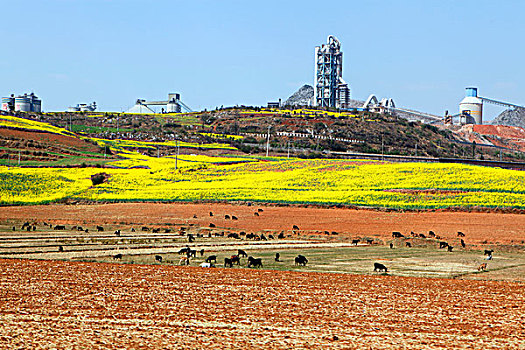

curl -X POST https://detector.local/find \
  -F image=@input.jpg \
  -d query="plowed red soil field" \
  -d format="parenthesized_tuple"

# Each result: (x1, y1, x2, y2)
(0, 259, 523, 349)
(2, 203, 525, 245)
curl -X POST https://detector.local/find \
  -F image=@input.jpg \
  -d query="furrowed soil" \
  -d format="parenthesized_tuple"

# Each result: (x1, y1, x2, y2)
(2, 202, 525, 245)
(0, 259, 523, 349)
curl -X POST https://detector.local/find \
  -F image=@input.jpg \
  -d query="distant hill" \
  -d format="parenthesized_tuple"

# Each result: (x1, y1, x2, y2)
(283, 85, 314, 106)
(492, 108, 525, 128)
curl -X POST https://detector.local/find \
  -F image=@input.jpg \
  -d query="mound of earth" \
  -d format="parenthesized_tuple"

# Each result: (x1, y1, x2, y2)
(492, 107, 525, 128)
(283, 84, 314, 106)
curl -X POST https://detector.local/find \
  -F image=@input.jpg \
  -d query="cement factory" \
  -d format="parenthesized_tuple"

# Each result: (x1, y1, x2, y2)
(1, 35, 523, 128)
(1, 93, 41, 113)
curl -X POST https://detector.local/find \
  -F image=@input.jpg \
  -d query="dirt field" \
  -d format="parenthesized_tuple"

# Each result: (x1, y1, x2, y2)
(2, 203, 525, 245)
(0, 258, 523, 349)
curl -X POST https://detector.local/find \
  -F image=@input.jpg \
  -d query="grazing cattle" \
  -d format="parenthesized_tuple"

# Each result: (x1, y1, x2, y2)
(294, 255, 308, 266)
(254, 212, 259, 216)
(228, 233, 240, 239)
(97, 225, 104, 232)
(439, 242, 449, 249)
(193, 214, 197, 219)
(32, 225, 36, 231)
(114, 230, 121, 236)
(12, 226, 15, 231)
(292, 225, 300, 230)
(457, 232, 465, 237)
(26, 226, 31, 232)
(429, 231, 436, 237)
(188, 250, 197, 257)
(188, 234, 195, 243)
(435, 235, 442, 240)
(392, 232, 404, 238)
(85, 229, 89, 233)
(206, 255, 217, 263)
(275, 253, 280, 262)
(131, 228, 136, 232)
(238, 249, 248, 258)
(141, 226, 149, 232)
(460, 239, 466, 248)
(200, 249, 205, 256)
(164, 228, 172, 233)
(231, 255, 241, 265)
(155, 255, 163, 263)
(484, 249, 494, 256)
(54, 225, 66, 230)
(478, 263, 487, 271)
(77, 226, 84, 231)
(113, 253, 123, 260)
(374, 262, 388, 272)
(247, 256, 263, 268)
(178, 247, 190, 255)
(406, 242, 412, 248)
(200, 262, 212, 268)
(269, 234, 275, 239)
(278, 232, 285, 239)
(366, 239, 374, 245)
(232, 216, 238, 221)
(389, 243, 394, 249)
(447, 245, 454, 252)
(58, 245, 64, 252)
(419, 234, 426, 239)
(179, 257, 190, 265)
(152, 228, 160, 233)
(209, 223, 216, 228)
(224, 258, 233, 268)
(225, 215, 230, 220)
(258, 208, 264, 213)
(260, 234, 267, 241)
(411, 231, 417, 237)
(352, 239, 360, 246)
(209, 212, 213, 217)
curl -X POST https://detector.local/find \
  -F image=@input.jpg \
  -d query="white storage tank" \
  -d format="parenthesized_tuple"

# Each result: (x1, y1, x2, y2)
(459, 87, 483, 124)
(1, 96, 14, 111)
(15, 95, 31, 112)
(167, 101, 181, 113)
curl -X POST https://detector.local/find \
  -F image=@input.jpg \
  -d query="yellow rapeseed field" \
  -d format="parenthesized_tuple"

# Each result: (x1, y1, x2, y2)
(1, 154, 525, 208)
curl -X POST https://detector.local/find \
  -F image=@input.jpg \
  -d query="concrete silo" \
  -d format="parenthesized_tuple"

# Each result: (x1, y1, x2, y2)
(1, 95, 14, 111)
(459, 87, 483, 124)
(15, 94, 32, 112)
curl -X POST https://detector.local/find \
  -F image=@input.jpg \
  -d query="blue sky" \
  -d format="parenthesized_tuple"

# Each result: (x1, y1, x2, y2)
(1, 0, 524, 120)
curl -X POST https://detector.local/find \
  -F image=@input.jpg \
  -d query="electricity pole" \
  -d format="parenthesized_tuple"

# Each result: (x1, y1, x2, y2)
(266, 125, 271, 157)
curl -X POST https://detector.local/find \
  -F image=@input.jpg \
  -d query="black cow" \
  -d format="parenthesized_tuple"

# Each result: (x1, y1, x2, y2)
(294, 255, 308, 266)
(247, 256, 263, 268)
(275, 253, 280, 262)
(206, 255, 217, 263)
(188, 250, 197, 257)
(278, 232, 285, 239)
(209, 223, 216, 228)
(260, 234, 267, 241)
(447, 245, 454, 252)
(114, 230, 121, 236)
(178, 247, 190, 255)
(54, 225, 66, 230)
(200, 249, 205, 256)
(429, 231, 436, 237)
(258, 208, 264, 212)
(209, 211, 213, 217)
(97, 225, 104, 232)
(292, 225, 300, 230)
(231, 216, 238, 221)
(352, 239, 360, 246)
(188, 234, 195, 243)
(484, 249, 494, 256)
(439, 242, 449, 249)
(224, 257, 233, 268)
(457, 232, 465, 237)
(113, 253, 123, 260)
(389, 243, 394, 249)
(58, 245, 64, 252)
(141, 226, 149, 231)
(392, 232, 404, 238)
(406, 242, 412, 248)
(254, 212, 259, 216)
(152, 228, 160, 233)
(231, 255, 241, 265)
(155, 255, 163, 263)
(374, 262, 388, 272)
(366, 239, 374, 244)
(131, 228, 136, 232)
(419, 234, 426, 239)
(238, 249, 248, 258)
(225, 215, 231, 220)
(460, 239, 466, 248)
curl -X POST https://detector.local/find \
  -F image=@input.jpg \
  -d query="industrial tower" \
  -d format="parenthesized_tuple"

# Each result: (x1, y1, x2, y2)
(314, 36, 350, 108)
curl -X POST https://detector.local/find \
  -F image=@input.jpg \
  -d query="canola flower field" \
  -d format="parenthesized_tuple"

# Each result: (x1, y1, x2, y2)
(1, 152, 525, 208)
(2, 113, 525, 209)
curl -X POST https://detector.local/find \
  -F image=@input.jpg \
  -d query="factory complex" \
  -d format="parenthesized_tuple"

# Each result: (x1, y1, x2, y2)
(1, 36, 524, 128)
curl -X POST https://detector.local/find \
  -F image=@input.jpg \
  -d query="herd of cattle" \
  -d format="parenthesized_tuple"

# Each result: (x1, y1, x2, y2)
(12, 216, 494, 274)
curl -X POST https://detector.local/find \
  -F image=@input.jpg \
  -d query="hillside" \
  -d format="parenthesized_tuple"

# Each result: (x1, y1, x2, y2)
(492, 107, 525, 128)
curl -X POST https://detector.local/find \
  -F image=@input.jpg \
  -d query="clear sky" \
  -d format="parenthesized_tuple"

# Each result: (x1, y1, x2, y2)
(1, 0, 524, 120)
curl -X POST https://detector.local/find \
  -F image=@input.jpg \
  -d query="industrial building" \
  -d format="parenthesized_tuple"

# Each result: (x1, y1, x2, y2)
(1, 93, 41, 113)
(126, 93, 193, 114)
(314, 36, 351, 109)
(68, 102, 97, 112)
